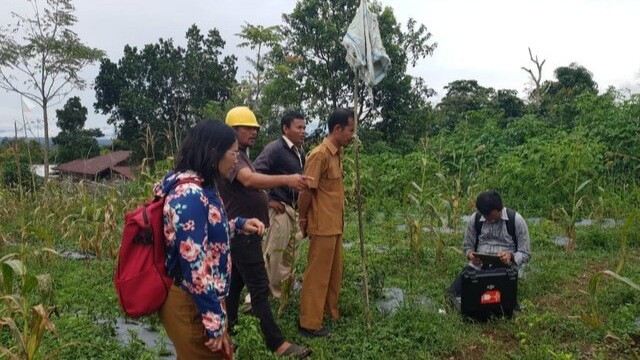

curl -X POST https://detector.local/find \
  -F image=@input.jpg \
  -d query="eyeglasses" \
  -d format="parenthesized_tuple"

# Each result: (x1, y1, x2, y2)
(227, 150, 239, 159)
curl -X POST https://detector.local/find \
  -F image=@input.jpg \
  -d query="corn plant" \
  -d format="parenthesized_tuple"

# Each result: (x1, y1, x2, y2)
(580, 270, 640, 329)
(552, 178, 592, 253)
(405, 137, 474, 266)
(615, 209, 638, 274)
(581, 210, 640, 328)
(0, 251, 78, 360)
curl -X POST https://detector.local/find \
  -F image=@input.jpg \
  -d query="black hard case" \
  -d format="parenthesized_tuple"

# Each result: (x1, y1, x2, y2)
(461, 266, 518, 321)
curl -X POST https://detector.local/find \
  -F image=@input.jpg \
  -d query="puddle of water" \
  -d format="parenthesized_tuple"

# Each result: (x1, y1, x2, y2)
(374, 245, 389, 254)
(60, 250, 95, 261)
(575, 219, 594, 227)
(422, 227, 455, 234)
(376, 287, 405, 314)
(600, 219, 616, 228)
(108, 318, 174, 357)
(551, 236, 570, 246)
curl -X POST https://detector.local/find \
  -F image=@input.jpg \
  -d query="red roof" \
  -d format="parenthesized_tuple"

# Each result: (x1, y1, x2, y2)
(54, 151, 132, 177)
(111, 166, 134, 180)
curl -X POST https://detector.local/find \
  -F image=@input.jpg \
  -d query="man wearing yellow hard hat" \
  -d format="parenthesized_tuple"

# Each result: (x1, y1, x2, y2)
(217, 106, 312, 358)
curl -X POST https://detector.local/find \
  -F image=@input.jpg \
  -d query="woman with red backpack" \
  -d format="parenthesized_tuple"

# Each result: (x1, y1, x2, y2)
(154, 120, 265, 359)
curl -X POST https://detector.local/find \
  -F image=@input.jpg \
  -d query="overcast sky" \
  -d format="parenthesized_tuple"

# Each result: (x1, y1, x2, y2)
(1, 0, 639, 138)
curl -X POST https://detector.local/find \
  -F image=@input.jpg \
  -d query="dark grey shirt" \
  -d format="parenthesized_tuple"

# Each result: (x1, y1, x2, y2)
(253, 136, 305, 206)
(463, 208, 532, 267)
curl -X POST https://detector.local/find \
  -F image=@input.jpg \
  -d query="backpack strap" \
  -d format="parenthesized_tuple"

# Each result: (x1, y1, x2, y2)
(506, 208, 518, 252)
(474, 212, 482, 252)
(474, 208, 518, 252)
(153, 177, 202, 202)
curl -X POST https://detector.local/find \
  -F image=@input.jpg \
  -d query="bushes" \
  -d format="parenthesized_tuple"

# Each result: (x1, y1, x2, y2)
(486, 130, 605, 216)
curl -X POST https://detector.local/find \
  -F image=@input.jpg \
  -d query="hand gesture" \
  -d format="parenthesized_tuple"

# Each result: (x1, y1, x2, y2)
(288, 174, 314, 191)
(243, 218, 266, 236)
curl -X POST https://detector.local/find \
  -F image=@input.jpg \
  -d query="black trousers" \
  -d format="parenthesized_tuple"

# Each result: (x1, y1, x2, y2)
(227, 233, 285, 352)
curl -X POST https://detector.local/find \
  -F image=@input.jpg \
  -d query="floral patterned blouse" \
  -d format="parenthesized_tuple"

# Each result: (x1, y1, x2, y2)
(154, 170, 245, 339)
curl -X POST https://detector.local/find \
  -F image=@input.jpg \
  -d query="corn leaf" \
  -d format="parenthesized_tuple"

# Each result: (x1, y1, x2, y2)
(575, 179, 592, 194)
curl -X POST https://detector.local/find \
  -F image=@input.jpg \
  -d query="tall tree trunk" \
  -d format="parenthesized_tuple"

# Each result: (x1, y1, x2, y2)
(43, 100, 49, 180)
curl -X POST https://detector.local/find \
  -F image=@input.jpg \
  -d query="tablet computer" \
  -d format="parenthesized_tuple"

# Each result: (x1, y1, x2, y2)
(472, 252, 503, 267)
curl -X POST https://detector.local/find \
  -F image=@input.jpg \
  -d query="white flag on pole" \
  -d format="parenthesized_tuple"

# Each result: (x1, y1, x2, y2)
(342, 0, 390, 87)
(21, 95, 37, 113)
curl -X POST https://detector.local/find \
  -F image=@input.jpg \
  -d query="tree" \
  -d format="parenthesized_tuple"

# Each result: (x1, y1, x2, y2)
(540, 63, 598, 128)
(490, 89, 525, 128)
(0, 0, 105, 179)
(436, 80, 495, 130)
(94, 25, 237, 160)
(52, 96, 103, 162)
(236, 23, 283, 108)
(0, 138, 44, 189)
(279, 0, 437, 148)
(521, 47, 546, 106)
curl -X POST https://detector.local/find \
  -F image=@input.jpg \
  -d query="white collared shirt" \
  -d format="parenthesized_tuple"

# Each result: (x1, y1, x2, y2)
(283, 135, 302, 167)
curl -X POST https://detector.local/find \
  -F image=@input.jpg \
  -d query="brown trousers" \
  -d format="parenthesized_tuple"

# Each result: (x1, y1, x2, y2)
(158, 285, 224, 360)
(262, 204, 298, 298)
(299, 234, 343, 330)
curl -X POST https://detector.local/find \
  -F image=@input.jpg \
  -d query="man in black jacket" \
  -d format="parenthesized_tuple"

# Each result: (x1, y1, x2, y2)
(253, 111, 307, 299)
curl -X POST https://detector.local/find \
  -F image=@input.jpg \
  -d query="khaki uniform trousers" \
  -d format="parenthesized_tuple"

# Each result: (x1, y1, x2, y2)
(299, 234, 343, 330)
(158, 285, 224, 360)
(262, 203, 298, 298)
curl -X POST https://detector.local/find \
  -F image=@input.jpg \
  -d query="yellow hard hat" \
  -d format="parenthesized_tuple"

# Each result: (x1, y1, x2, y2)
(225, 106, 260, 128)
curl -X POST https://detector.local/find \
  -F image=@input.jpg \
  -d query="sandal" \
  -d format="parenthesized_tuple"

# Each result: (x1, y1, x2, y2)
(280, 343, 312, 358)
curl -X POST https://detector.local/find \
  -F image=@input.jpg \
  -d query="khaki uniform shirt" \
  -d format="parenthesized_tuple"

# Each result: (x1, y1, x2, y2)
(304, 138, 344, 236)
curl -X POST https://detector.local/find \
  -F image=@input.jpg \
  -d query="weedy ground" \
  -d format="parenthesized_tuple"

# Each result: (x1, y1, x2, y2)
(0, 181, 638, 360)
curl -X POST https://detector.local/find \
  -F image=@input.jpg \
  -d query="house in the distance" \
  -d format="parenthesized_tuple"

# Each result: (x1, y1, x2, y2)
(53, 150, 134, 181)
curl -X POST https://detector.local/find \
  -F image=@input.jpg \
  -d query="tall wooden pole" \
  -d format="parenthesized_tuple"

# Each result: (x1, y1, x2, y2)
(353, 69, 371, 328)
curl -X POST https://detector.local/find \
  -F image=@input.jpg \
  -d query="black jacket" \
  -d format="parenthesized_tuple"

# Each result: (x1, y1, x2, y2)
(253, 137, 305, 206)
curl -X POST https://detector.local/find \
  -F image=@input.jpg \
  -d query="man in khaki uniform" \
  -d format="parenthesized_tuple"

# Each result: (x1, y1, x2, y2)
(297, 108, 355, 337)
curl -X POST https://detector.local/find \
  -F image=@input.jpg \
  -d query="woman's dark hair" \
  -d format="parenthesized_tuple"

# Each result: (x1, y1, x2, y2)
(175, 120, 236, 186)
(476, 190, 504, 215)
(327, 108, 354, 133)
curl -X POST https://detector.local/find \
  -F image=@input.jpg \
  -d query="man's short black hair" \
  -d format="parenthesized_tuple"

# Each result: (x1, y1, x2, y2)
(476, 191, 504, 215)
(327, 108, 354, 133)
(281, 111, 305, 134)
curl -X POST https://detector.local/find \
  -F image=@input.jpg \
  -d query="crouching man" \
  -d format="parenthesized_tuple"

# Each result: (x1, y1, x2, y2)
(446, 191, 531, 310)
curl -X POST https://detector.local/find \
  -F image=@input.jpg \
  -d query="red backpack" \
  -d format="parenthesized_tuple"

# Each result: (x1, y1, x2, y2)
(114, 178, 200, 318)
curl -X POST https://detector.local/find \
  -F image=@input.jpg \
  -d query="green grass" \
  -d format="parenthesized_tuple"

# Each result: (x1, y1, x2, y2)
(1, 183, 639, 359)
